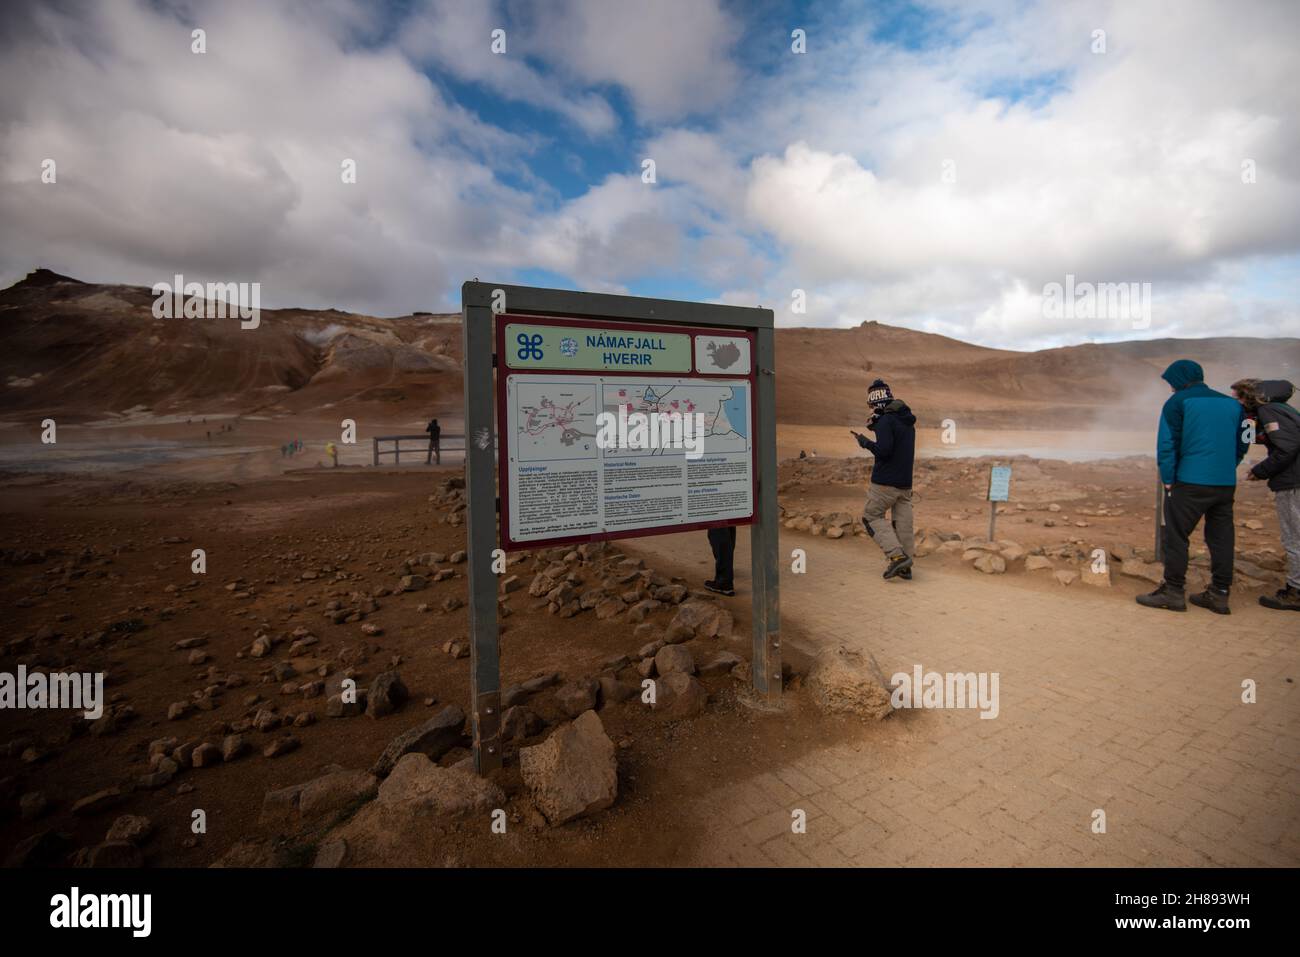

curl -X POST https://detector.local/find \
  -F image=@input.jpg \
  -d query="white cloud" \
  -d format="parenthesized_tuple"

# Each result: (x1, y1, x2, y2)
(523, 0, 741, 122)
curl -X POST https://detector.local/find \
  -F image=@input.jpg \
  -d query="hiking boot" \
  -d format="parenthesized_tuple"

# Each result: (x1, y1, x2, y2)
(1135, 582, 1186, 612)
(1189, 587, 1231, 615)
(898, 568, 913, 581)
(704, 579, 735, 597)
(882, 553, 914, 580)
(1259, 585, 1300, 612)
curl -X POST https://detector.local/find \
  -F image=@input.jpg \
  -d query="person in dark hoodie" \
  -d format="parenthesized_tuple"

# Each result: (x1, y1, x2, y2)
(1233, 378, 1300, 611)
(1137, 360, 1249, 614)
(852, 379, 917, 580)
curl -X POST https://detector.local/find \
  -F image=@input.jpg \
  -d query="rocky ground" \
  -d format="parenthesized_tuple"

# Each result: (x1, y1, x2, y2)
(0, 466, 874, 868)
(1, 449, 1288, 869)
(776, 453, 1287, 594)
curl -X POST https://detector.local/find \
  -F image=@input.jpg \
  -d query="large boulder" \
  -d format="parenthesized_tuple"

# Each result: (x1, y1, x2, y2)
(370, 706, 466, 778)
(519, 711, 618, 825)
(378, 753, 504, 817)
(807, 645, 894, 720)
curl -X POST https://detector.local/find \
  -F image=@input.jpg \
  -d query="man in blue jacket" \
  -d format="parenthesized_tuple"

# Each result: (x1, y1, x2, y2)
(852, 379, 917, 580)
(1137, 359, 1249, 614)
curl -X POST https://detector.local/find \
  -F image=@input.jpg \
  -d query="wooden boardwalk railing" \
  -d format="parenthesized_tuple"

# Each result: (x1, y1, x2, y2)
(372, 434, 465, 466)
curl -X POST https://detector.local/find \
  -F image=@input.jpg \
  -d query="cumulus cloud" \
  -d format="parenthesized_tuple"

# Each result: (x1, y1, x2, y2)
(0, 0, 1297, 350)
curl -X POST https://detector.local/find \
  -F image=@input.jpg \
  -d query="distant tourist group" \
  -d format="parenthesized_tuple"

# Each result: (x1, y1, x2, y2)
(1136, 363, 1298, 614)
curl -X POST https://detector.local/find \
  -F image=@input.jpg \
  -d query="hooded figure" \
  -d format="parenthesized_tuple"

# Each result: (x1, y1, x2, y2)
(1235, 378, 1300, 611)
(1138, 360, 1248, 615)
(853, 379, 918, 580)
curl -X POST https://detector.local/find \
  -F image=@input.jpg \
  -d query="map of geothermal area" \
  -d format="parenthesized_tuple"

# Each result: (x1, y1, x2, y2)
(602, 382, 749, 455)
(515, 383, 598, 461)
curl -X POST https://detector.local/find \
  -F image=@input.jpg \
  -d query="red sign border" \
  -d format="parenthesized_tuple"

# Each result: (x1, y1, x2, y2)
(495, 313, 757, 552)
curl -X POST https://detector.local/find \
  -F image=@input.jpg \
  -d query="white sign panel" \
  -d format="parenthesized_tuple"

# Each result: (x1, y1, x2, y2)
(693, 334, 751, 375)
(505, 374, 754, 544)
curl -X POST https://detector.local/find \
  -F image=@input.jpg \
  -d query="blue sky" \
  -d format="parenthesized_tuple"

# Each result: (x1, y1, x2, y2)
(2, 0, 1298, 349)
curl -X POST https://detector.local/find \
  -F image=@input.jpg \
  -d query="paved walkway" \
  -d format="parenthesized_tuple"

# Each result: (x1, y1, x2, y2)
(629, 529, 1300, 867)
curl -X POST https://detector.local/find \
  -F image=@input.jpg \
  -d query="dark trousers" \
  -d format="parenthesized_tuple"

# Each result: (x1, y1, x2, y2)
(426, 438, 440, 465)
(1163, 482, 1235, 591)
(707, 526, 736, 587)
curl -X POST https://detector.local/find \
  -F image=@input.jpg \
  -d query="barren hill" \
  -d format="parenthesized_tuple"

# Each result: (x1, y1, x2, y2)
(0, 270, 462, 422)
(1, 270, 1296, 430)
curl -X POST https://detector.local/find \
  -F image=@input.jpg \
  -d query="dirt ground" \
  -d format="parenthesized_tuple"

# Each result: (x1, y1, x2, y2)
(0, 465, 871, 867)
(0, 430, 1289, 868)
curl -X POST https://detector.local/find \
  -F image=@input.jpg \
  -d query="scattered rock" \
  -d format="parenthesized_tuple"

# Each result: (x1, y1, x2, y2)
(376, 753, 504, 817)
(667, 600, 732, 640)
(191, 742, 223, 768)
(501, 706, 545, 742)
(371, 706, 467, 778)
(699, 651, 742, 676)
(519, 711, 618, 825)
(263, 735, 300, 758)
(366, 671, 409, 719)
(652, 672, 708, 719)
(555, 679, 600, 718)
(654, 644, 695, 676)
(298, 769, 379, 819)
(1120, 558, 1163, 585)
(221, 734, 248, 762)
(105, 815, 153, 845)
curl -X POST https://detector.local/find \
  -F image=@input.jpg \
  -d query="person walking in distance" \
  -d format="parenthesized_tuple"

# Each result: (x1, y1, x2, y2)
(852, 379, 917, 580)
(1138, 360, 1249, 614)
(1233, 378, 1300, 612)
(425, 417, 442, 465)
(705, 525, 737, 596)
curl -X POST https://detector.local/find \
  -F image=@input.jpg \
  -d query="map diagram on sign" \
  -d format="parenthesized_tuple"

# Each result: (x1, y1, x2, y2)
(602, 382, 748, 456)
(516, 382, 598, 461)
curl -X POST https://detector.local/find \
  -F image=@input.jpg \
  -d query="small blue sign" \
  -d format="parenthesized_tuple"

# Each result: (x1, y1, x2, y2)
(988, 466, 1012, 502)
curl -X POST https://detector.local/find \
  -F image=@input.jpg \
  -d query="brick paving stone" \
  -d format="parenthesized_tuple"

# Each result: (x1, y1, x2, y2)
(630, 530, 1300, 867)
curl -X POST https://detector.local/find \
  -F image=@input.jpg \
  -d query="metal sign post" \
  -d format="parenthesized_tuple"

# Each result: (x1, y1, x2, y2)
(460, 282, 780, 774)
(987, 465, 1011, 540)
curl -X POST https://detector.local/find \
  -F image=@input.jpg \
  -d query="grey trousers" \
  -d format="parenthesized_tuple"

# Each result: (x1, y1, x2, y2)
(862, 483, 914, 558)
(1276, 486, 1300, 588)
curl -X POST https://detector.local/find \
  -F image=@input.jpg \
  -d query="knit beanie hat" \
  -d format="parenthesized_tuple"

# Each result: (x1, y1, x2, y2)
(867, 379, 894, 408)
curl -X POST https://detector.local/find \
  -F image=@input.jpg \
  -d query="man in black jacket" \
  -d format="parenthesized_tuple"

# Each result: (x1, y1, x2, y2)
(1235, 378, 1300, 611)
(852, 379, 917, 580)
